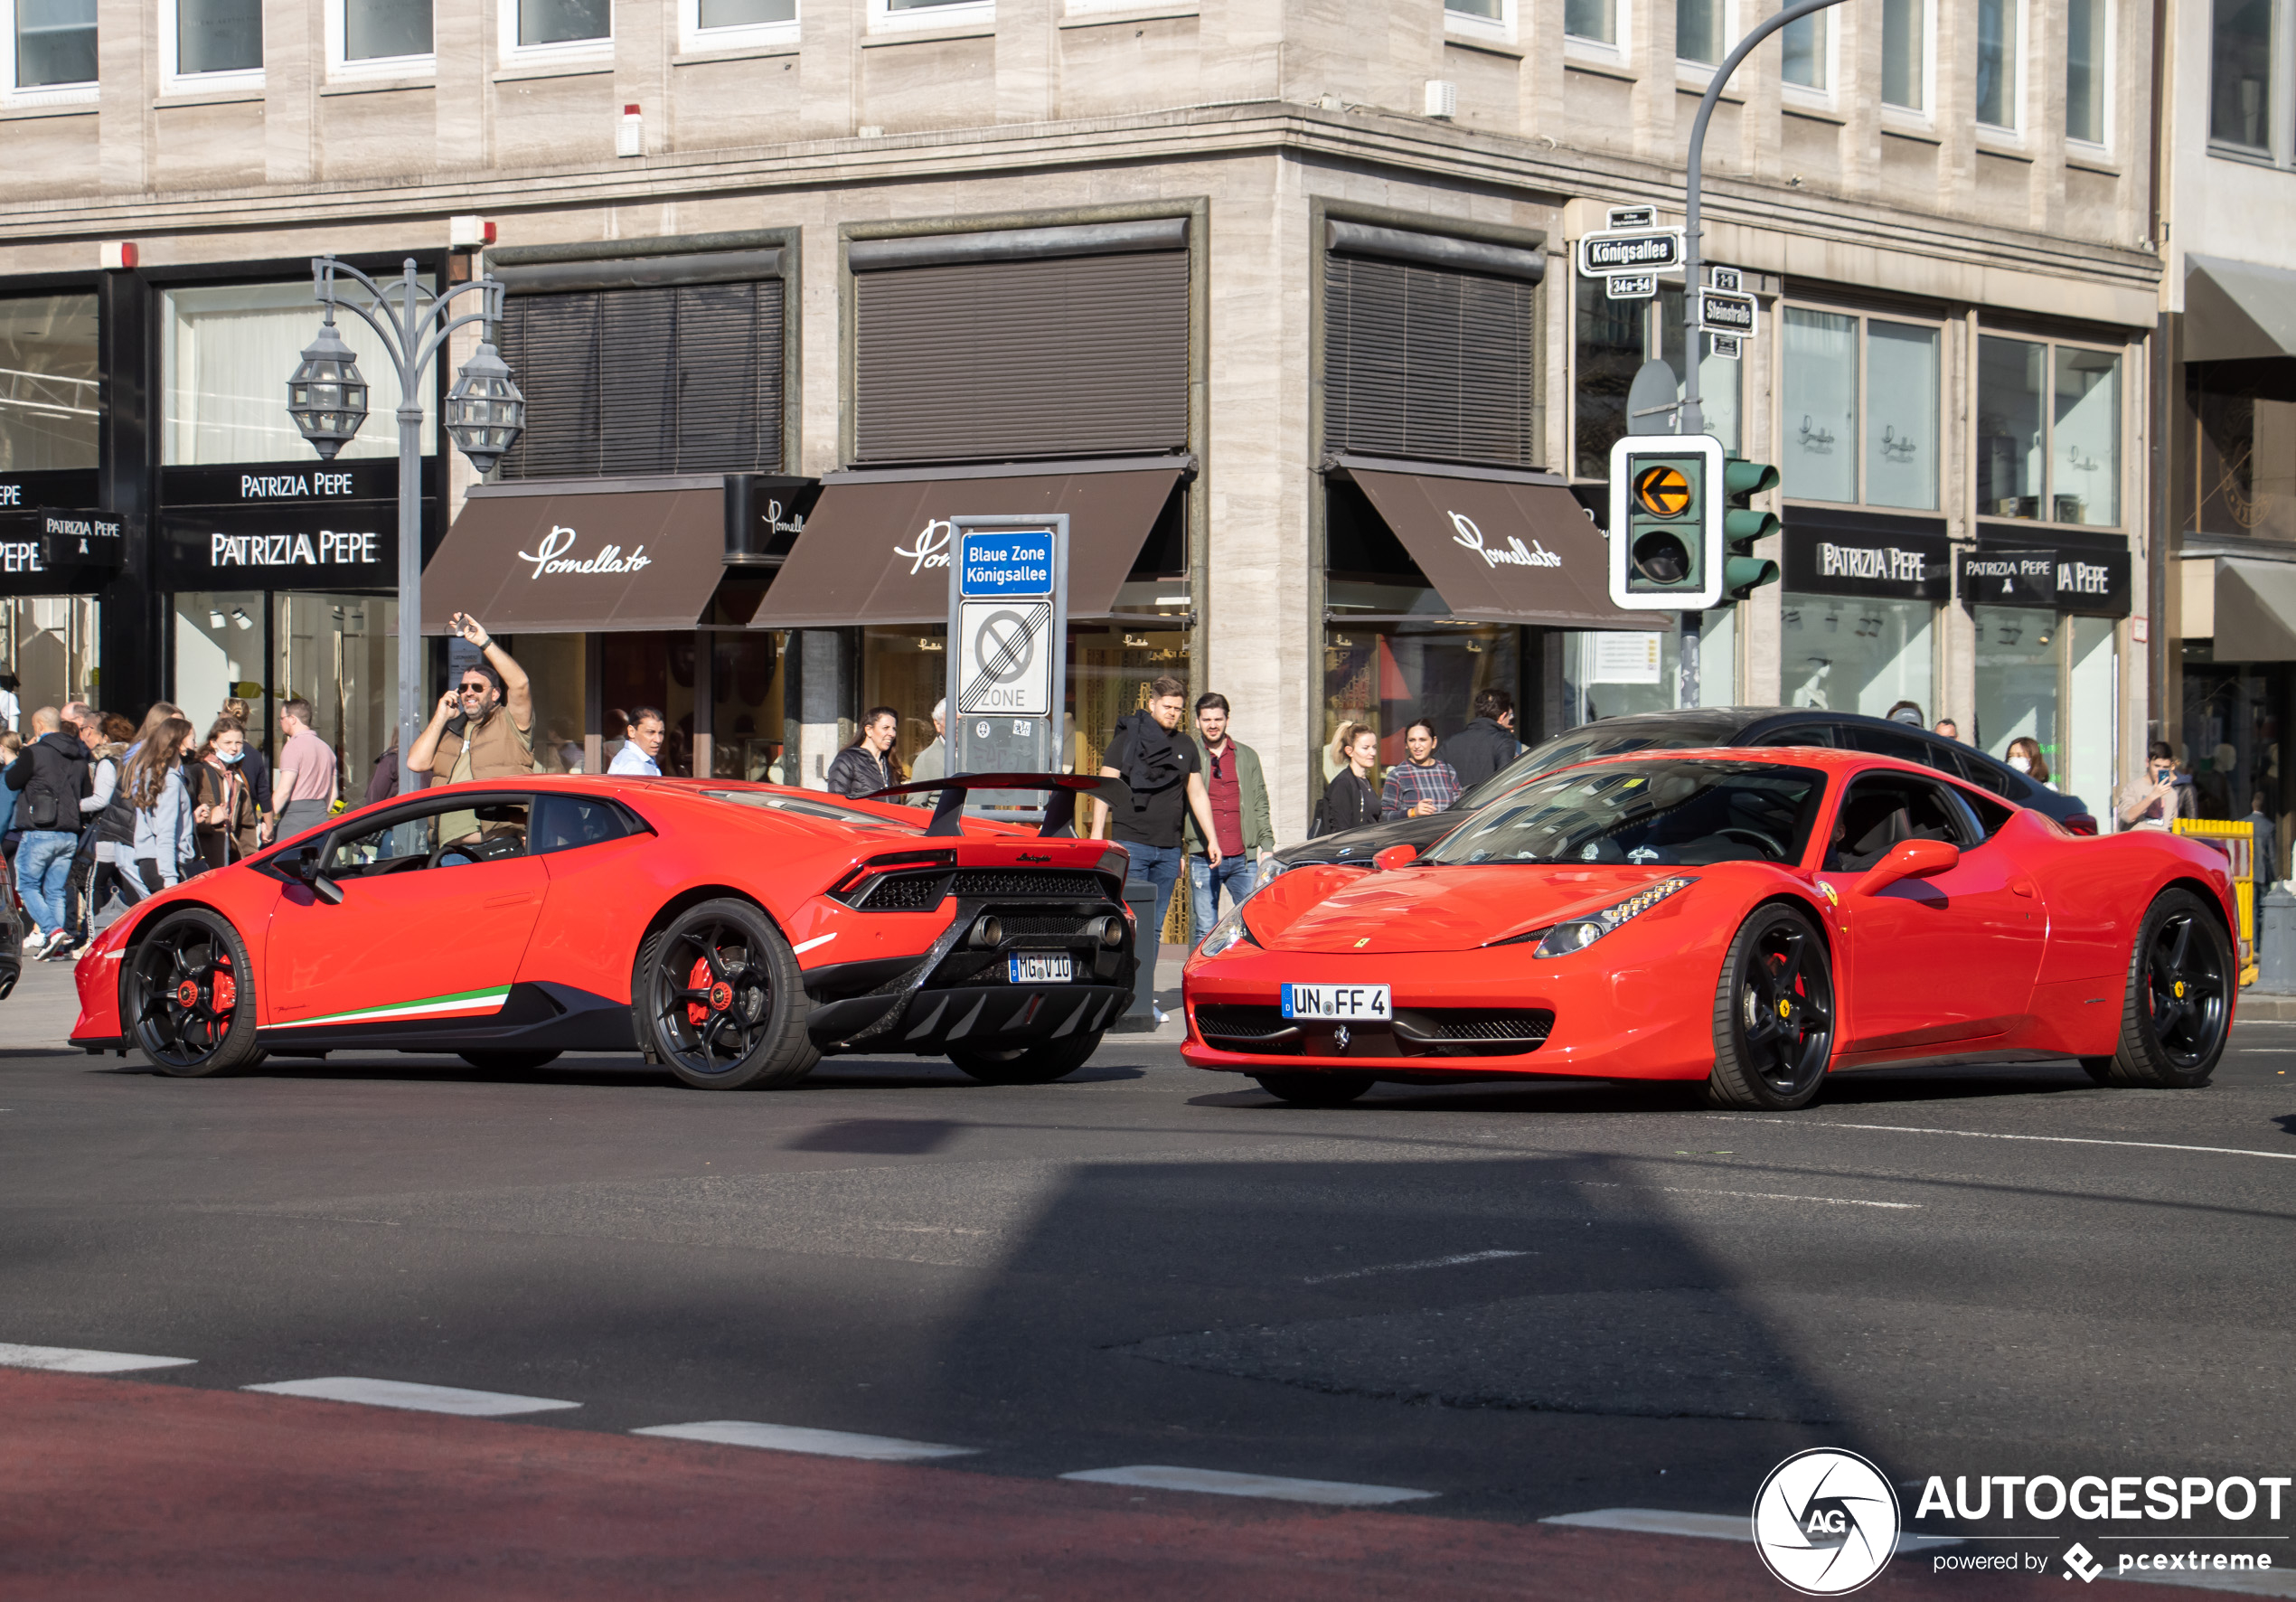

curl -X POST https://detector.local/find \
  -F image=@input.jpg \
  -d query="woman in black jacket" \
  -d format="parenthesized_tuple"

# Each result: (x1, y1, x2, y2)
(824, 706, 905, 797)
(1315, 721, 1381, 835)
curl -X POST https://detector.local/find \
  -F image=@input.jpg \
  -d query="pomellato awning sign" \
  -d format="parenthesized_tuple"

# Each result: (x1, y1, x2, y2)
(1783, 527, 1951, 602)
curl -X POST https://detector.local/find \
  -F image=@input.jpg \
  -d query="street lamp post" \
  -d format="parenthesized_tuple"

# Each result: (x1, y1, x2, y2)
(285, 256, 524, 798)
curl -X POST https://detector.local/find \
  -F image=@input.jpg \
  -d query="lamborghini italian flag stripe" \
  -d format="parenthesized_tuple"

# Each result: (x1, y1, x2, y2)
(268, 986, 513, 1031)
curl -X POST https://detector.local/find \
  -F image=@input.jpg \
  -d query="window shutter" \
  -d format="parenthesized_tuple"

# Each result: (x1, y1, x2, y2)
(1323, 254, 1536, 467)
(499, 279, 785, 478)
(852, 251, 1186, 465)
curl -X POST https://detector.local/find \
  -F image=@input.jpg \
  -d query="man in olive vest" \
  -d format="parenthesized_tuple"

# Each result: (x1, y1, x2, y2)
(408, 613, 537, 837)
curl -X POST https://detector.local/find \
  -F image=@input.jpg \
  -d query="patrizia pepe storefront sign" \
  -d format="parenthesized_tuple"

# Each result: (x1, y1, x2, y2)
(155, 457, 436, 589)
(1783, 521, 1952, 602)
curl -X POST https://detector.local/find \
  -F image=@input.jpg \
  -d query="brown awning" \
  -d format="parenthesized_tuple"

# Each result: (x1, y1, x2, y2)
(1341, 461, 1663, 630)
(751, 458, 1186, 629)
(421, 479, 727, 635)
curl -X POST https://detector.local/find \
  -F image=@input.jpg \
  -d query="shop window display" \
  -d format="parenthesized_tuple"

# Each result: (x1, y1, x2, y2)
(1977, 335, 2120, 527)
(173, 592, 266, 741)
(1971, 605, 2060, 768)
(1781, 308, 1939, 511)
(275, 593, 399, 796)
(0, 294, 98, 471)
(2193, 363, 2296, 542)
(862, 627, 948, 780)
(505, 632, 585, 775)
(1566, 612, 1734, 723)
(2065, 614, 2115, 803)
(1781, 594, 1934, 721)
(713, 630, 786, 782)
(3, 595, 99, 727)
(1321, 623, 1519, 778)
(601, 631, 694, 777)
(2179, 662, 2281, 827)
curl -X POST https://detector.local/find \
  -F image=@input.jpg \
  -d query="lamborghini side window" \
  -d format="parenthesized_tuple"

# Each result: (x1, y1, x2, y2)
(1824, 775, 1974, 872)
(533, 794, 636, 854)
(321, 798, 530, 878)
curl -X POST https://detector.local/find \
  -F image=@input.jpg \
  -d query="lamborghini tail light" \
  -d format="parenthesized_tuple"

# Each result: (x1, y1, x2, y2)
(827, 848, 957, 906)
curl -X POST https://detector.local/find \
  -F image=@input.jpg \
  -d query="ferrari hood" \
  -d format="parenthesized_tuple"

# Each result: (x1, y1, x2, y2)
(1249, 863, 1694, 954)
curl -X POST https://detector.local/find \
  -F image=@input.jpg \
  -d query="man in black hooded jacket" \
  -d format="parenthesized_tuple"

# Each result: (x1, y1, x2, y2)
(1443, 688, 1525, 796)
(5, 707, 90, 956)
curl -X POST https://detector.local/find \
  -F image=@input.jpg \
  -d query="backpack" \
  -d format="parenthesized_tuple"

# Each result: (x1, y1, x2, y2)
(20, 777, 61, 831)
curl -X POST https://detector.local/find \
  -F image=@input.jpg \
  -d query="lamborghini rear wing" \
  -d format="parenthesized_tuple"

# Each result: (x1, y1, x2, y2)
(866, 772, 1134, 838)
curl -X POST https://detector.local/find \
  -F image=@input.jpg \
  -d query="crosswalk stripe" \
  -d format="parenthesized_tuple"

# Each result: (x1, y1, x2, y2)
(1543, 1508, 1963, 1554)
(631, 1420, 977, 1461)
(242, 1377, 579, 1417)
(1061, 1465, 1436, 1506)
(0, 1343, 197, 1374)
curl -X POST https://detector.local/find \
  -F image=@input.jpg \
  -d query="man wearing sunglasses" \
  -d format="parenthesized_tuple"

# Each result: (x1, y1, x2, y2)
(408, 612, 539, 797)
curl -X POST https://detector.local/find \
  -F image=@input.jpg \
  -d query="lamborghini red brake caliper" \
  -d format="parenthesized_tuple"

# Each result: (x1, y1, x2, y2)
(686, 956, 718, 1027)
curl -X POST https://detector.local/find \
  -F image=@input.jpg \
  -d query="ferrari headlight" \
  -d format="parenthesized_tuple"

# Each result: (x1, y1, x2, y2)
(1199, 906, 1259, 958)
(1527, 876, 1696, 959)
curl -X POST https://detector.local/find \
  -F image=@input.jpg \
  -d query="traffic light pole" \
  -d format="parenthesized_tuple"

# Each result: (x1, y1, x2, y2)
(1673, 0, 1845, 707)
(1679, 0, 1850, 438)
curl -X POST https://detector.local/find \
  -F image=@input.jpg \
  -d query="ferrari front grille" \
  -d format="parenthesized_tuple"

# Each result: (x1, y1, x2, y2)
(951, 870, 1105, 900)
(1194, 1004, 1301, 1042)
(1397, 1010, 1554, 1041)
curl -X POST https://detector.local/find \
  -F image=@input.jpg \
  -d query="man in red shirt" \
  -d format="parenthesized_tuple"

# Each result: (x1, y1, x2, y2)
(1185, 693, 1273, 943)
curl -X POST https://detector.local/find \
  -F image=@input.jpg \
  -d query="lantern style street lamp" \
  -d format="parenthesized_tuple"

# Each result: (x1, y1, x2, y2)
(285, 257, 523, 796)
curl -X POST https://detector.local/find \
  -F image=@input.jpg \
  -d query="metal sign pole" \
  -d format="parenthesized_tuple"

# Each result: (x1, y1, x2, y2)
(946, 514, 1069, 825)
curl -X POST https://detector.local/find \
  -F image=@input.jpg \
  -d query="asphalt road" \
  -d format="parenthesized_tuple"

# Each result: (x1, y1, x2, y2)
(3, 950, 2291, 1597)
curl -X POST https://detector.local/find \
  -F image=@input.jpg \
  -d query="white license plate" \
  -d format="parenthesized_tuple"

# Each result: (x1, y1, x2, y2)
(1281, 983, 1391, 1021)
(1008, 952, 1073, 984)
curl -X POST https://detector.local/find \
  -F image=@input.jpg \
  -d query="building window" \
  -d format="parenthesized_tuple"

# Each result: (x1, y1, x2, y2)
(1330, 253, 1537, 468)
(1971, 606, 2058, 767)
(1573, 277, 1742, 477)
(1975, 0, 2018, 128)
(168, 0, 261, 80)
(2065, 0, 2105, 144)
(1781, 10, 1827, 92)
(1781, 308, 1939, 512)
(0, 293, 99, 471)
(341, 0, 429, 62)
(2194, 362, 2296, 541)
(518, 0, 608, 48)
(1975, 335, 2121, 527)
(872, 0, 992, 31)
(683, 0, 795, 49)
(11, 0, 96, 90)
(1677, 0, 1722, 65)
(1783, 596, 1934, 722)
(1566, 0, 1618, 48)
(1881, 0, 1924, 110)
(1568, 614, 1733, 722)
(2209, 0, 2273, 150)
(162, 282, 437, 466)
(1444, 0, 1512, 42)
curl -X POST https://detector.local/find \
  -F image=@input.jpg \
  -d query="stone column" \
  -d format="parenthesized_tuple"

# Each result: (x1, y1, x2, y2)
(263, 0, 318, 184)
(995, 0, 1056, 123)
(97, 0, 154, 193)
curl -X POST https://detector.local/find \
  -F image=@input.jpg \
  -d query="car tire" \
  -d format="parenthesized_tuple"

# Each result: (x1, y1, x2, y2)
(1251, 1071, 1372, 1107)
(636, 899, 819, 1091)
(1705, 901, 1837, 1111)
(125, 908, 265, 1078)
(459, 1050, 563, 1073)
(2092, 889, 2232, 1089)
(948, 1030, 1105, 1086)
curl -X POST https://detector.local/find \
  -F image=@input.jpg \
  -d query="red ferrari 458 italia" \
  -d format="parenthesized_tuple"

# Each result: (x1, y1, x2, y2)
(1183, 748, 2240, 1109)
(69, 773, 1138, 1089)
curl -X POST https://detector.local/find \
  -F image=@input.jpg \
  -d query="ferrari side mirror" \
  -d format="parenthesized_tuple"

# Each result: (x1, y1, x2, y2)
(1372, 843, 1419, 872)
(1858, 837, 1960, 894)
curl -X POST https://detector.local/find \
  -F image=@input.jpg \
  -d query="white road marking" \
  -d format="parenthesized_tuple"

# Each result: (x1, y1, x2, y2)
(0, 1343, 197, 1374)
(1304, 1249, 1528, 1284)
(632, 1420, 977, 1461)
(1726, 1118, 2296, 1164)
(1541, 1507, 1961, 1554)
(1655, 1186, 1918, 1210)
(243, 1377, 579, 1416)
(1061, 1465, 1436, 1506)
(792, 932, 838, 956)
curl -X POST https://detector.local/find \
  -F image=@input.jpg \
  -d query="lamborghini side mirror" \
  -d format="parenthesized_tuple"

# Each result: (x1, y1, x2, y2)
(281, 844, 345, 906)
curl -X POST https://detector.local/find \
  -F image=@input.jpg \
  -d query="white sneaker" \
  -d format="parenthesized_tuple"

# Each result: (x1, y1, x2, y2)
(1153, 1004, 1169, 1026)
(22, 928, 52, 957)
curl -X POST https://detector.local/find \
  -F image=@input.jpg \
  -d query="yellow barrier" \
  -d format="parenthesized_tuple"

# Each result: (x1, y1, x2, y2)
(2171, 818, 2259, 986)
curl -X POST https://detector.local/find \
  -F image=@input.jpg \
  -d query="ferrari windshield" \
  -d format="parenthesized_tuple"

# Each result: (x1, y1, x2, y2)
(1423, 760, 1827, 868)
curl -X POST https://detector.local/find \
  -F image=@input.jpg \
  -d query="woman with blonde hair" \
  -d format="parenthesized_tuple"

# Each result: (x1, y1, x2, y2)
(1315, 721, 1382, 836)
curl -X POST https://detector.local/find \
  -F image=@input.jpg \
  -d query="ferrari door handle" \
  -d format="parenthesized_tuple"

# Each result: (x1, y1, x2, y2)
(2010, 879, 2036, 898)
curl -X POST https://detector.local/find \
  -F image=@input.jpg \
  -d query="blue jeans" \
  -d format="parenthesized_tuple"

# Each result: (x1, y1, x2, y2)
(14, 830, 77, 935)
(1124, 842, 1186, 948)
(1190, 853, 1259, 940)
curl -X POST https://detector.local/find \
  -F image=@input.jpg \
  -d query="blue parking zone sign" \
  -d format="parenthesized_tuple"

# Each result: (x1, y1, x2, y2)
(957, 528, 1055, 598)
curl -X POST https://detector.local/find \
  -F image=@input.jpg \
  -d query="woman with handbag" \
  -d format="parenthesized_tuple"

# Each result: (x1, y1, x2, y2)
(123, 717, 201, 897)
(192, 716, 262, 869)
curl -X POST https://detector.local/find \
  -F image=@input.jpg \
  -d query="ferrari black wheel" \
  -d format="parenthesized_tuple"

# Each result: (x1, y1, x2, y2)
(1252, 1071, 1373, 1107)
(1707, 902, 1836, 1111)
(2093, 890, 2231, 1089)
(637, 899, 818, 1090)
(126, 909, 263, 1078)
(949, 1031, 1105, 1086)
(459, 1050, 563, 1074)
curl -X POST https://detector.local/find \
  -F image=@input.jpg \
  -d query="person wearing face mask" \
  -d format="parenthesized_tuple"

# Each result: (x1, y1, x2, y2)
(193, 716, 262, 868)
(2004, 737, 2056, 792)
(2115, 742, 2195, 832)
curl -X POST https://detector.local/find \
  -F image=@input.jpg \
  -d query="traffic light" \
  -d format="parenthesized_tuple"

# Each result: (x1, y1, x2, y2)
(1721, 457, 1782, 599)
(1608, 433, 1724, 610)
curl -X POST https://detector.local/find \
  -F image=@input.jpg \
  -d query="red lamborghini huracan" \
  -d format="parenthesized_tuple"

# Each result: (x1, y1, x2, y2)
(1182, 749, 2240, 1109)
(69, 773, 1137, 1089)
